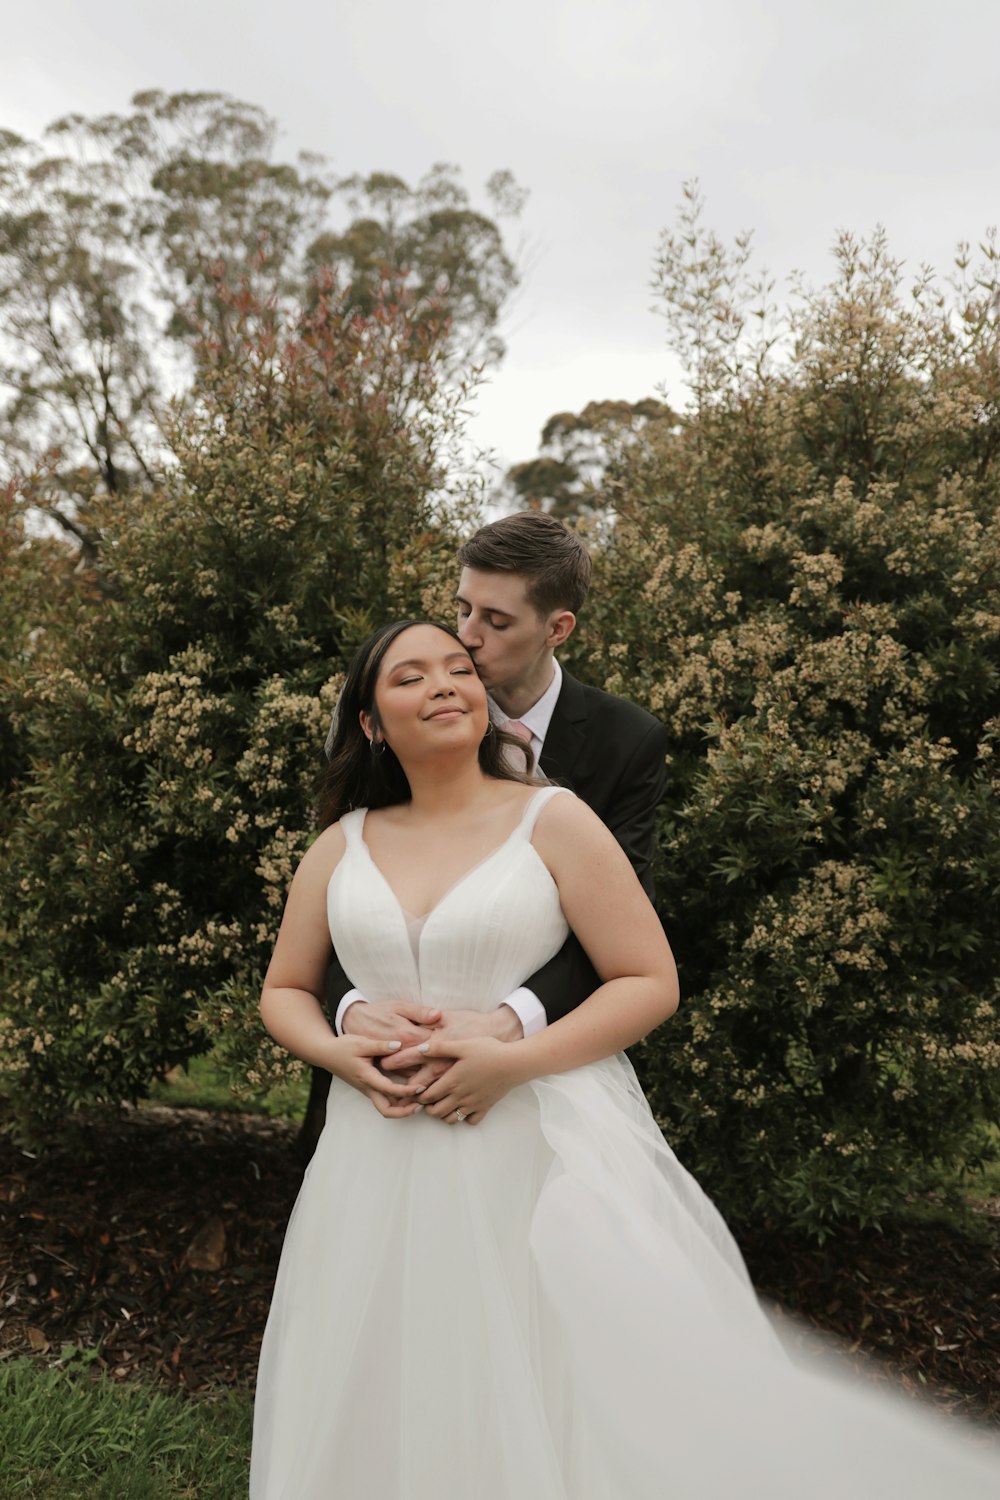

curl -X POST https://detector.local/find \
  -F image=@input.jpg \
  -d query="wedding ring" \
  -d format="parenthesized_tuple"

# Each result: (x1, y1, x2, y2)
(454, 1109, 466, 1122)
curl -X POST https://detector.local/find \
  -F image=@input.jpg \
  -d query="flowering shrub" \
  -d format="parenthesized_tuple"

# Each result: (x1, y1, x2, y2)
(570, 222, 1000, 1232)
(0, 280, 467, 1128)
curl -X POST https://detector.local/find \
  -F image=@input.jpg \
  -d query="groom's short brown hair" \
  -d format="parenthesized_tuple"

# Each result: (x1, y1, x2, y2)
(456, 511, 592, 617)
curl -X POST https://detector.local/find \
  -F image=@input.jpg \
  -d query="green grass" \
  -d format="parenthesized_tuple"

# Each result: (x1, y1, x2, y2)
(961, 1122, 1000, 1202)
(145, 1051, 308, 1122)
(0, 1361, 252, 1499)
(889, 1121, 1000, 1242)
(929, 1120, 1000, 1207)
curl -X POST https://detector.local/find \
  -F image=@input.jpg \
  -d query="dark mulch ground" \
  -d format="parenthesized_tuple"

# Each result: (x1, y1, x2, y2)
(0, 1105, 294, 1392)
(1, 1104, 998, 1426)
(742, 1213, 1000, 1424)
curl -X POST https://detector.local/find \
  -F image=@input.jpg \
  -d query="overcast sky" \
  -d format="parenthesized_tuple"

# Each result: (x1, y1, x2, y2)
(4, 0, 999, 474)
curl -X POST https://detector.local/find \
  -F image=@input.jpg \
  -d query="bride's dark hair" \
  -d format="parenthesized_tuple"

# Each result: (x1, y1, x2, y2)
(317, 619, 538, 829)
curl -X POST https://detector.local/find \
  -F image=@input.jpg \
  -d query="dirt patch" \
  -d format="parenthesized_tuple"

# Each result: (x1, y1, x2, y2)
(0, 1105, 297, 1391)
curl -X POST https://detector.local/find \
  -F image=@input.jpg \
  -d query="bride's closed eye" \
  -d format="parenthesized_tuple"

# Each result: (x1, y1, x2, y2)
(396, 666, 472, 685)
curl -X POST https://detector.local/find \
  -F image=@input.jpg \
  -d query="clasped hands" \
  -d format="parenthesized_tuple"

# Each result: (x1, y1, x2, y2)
(337, 999, 524, 1126)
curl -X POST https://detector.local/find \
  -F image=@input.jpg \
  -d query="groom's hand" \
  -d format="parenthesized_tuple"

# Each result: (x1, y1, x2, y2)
(381, 1005, 523, 1091)
(341, 998, 442, 1051)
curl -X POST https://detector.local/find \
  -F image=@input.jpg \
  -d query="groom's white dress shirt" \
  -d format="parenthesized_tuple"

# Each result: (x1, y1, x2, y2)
(334, 661, 563, 1038)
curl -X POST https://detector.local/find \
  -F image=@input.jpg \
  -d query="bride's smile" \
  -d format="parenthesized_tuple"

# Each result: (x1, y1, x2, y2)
(424, 705, 466, 719)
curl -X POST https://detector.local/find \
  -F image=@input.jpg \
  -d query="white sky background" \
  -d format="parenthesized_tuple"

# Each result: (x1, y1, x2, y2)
(3, 0, 999, 477)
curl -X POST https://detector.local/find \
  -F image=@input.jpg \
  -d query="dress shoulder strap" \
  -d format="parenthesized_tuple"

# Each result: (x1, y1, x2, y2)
(338, 806, 367, 848)
(518, 784, 574, 839)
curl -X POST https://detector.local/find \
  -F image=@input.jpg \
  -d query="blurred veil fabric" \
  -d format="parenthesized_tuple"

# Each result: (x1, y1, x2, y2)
(250, 788, 1000, 1499)
(322, 697, 341, 760)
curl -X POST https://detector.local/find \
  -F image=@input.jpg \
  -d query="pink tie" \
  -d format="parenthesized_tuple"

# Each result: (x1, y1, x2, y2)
(505, 720, 532, 744)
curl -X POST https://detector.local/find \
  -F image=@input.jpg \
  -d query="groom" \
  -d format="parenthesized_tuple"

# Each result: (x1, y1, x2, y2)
(323, 511, 669, 1099)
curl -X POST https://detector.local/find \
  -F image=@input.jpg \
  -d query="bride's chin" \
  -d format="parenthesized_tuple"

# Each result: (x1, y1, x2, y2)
(423, 714, 480, 737)
(398, 720, 483, 762)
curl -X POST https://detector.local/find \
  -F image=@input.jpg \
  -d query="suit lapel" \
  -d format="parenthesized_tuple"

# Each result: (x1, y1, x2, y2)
(539, 670, 587, 786)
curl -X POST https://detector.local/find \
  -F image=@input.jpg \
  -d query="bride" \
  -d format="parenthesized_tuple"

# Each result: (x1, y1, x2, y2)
(250, 619, 998, 1499)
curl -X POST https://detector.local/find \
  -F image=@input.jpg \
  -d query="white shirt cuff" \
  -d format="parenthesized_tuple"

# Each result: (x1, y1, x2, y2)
(502, 987, 548, 1037)
(335, 989, 367, 1035)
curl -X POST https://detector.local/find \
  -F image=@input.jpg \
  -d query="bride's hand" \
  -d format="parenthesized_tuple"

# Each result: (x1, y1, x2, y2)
(380, 1005, 524, 1092)
(329, 1036, 423, 1118)
(415, 1037, 526, 1125)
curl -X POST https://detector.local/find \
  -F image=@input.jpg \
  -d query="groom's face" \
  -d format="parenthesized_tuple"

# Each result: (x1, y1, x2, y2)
(456, 568, 561, 695)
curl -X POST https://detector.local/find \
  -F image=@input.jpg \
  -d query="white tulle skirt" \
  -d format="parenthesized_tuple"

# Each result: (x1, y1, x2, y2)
(250, 1055, 1000, 1499)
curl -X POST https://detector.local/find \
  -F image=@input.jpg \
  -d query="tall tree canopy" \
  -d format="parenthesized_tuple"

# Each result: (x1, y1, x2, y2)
(0, 90, 524, 564)
(506, 398, 674, 519)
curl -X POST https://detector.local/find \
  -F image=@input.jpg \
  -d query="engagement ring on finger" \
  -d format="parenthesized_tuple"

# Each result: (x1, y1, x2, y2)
(454, 1109, 466, 1122)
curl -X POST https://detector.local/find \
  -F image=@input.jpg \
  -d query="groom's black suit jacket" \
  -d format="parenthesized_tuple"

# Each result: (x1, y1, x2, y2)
(324, 667, 669, 1027)
(538, 669, 667, 898)
(525, 669, 669, 1023)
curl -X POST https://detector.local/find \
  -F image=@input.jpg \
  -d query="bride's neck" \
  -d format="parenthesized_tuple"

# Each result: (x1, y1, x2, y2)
(399, 757, 493, 819)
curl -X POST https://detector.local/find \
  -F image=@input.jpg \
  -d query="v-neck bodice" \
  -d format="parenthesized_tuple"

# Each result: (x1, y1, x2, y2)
(357, 791, 563, 922)
(328, 787, 571, 1007)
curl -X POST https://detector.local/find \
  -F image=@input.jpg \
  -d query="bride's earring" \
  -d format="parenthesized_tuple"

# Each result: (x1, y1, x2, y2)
(370, 735, 386, 757)
(482, 721, 494, 739)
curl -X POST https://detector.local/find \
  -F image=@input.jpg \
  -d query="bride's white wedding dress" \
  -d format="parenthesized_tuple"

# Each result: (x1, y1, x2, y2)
(250, 788, 998, 1498)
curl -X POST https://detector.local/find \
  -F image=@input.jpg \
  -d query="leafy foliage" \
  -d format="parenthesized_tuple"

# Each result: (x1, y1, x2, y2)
(0, 485, 79, 796)
(569, 194, 1000, 1233)
(0, 275, 469, 1129)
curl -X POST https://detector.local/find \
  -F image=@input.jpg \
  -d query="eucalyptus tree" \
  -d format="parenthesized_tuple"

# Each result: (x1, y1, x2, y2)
(0, 91, 524, 565)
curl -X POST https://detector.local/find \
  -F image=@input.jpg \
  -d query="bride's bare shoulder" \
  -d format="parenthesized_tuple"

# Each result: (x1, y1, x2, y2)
(531, 788, 615, 857)
(493, 781, 551, 824)
(312, 819, 349, 853)
(294, 820, 348, 886)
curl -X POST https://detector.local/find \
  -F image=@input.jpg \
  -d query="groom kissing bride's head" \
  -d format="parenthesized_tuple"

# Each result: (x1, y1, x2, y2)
(323, 510, 594, 767)
(317, 509, 668, 1057)
(454, 509, 591, 722)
